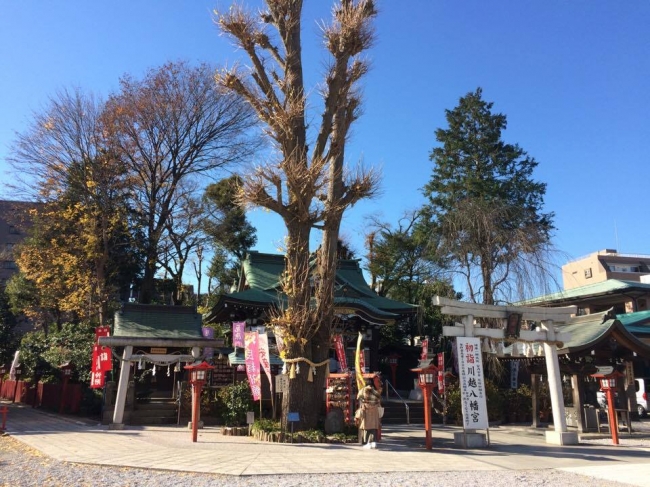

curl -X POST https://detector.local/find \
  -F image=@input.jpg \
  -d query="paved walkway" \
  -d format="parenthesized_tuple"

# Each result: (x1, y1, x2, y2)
(3, 402, 650, 486)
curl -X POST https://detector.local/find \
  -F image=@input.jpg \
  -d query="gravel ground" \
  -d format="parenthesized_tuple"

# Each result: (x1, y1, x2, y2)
(0, 433, 641, 487)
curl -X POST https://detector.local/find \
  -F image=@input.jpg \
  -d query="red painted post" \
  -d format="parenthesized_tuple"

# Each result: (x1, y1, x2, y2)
(424, 384, 432, 450)
(0, 406, 8, 430)
(191, 383, 201, 443)
(606, 388, 619, 445)
(185, 361, 213, 443)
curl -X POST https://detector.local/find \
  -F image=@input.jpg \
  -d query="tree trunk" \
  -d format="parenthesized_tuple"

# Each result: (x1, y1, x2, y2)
(139, 248, 157, 304)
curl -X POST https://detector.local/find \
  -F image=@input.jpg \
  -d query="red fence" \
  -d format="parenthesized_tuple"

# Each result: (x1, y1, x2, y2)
(0, 379, 81, 413)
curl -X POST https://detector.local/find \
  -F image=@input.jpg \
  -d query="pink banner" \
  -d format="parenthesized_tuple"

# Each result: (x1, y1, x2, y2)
(244, 331, 262, 401)
(233, 321, 245, 348)
(437, 352, 444, 394)
(333, 335, 348, 371)
(421, 338, 429, 362)
(258, 333, 273, 392)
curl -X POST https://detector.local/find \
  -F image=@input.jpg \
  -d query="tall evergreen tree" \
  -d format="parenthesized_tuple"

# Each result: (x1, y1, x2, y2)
(202, 175, 257, 294)
(422, 88, 555, 305)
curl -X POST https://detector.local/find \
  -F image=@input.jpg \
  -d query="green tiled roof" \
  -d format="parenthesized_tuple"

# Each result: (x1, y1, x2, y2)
(556, 311, 615, 350)
(618, 310, 650, 335)
(114, 304, 203, 339)
(242, 252, 285, 290)
(206, 252, 417, 325)
(517, 279, 650, 306)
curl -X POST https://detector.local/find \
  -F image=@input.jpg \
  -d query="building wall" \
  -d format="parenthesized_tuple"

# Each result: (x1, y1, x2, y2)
(562, 249, 650, 290)
(0, 201, 38, 287)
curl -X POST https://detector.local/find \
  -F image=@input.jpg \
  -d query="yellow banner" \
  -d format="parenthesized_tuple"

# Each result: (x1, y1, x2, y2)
(355, 332, 364, 391)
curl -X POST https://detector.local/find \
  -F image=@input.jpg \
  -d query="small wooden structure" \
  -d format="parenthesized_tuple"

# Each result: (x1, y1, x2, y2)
(98, 304, 224, 429)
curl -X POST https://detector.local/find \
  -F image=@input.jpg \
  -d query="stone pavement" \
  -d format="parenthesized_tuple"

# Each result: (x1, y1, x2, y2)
(3, 402, 650, 486)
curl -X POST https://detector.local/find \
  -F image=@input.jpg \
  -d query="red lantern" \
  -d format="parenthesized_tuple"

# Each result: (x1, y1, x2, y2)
(591, 369, 624, 445)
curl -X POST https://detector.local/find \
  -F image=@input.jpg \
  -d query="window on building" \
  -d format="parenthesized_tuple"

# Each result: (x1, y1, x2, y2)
(584, 268, 592, 279)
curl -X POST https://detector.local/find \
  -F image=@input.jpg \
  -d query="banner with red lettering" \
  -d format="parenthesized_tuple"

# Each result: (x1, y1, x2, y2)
(90, 327, 112, 389)
(333, 334, 348, 371)
(233, 321, 245, 348)
(421, 338, 429, 362)
(258, 332, 273, 392)
(90, 346, 104, 388)
(95, 326, 110, 341)
(457, 337, 488, 430)
(244, 331, 262, 401)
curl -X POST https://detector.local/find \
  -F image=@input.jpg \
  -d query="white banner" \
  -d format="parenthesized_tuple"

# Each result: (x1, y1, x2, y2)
(456, 337, 489, 430)
(258, 332, 273, 393)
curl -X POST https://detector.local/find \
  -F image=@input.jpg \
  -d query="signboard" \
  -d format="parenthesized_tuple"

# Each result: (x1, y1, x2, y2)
(596, 366, 614, 376)
(150, 348, 167, 354)
(246, 412, 255, 424)
(287, 412, 300, 422)
(510, 361, 519, 389)
(457, 337, 489, 430)
(275, 373, 289, 393)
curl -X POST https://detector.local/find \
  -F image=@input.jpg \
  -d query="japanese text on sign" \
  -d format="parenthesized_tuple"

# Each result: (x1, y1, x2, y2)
(233, 321, 245, 348)
(456, 337, 488, 430)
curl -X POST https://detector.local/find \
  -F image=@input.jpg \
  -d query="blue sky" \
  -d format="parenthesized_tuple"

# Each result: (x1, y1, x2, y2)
(1, 1, 649, 291)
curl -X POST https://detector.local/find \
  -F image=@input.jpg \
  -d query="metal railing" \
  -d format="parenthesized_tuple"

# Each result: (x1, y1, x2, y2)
(384, 380, 409, 424)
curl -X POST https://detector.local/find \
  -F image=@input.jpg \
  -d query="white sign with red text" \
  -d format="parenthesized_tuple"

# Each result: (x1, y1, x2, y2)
(456, 337, 489, 430)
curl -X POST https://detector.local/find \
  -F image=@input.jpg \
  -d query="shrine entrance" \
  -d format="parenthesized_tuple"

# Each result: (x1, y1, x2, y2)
(434, 296, 580, 445)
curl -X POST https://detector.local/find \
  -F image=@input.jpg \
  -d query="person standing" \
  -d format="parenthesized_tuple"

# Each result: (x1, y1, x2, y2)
(357, 379, 382, 449)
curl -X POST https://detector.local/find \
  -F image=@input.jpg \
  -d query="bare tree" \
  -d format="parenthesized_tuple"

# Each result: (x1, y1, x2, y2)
(104, 61, 259, 304)
(159, 183, 207, 305)
(216, 0, 379, 428)
(8, 89, 136, 325)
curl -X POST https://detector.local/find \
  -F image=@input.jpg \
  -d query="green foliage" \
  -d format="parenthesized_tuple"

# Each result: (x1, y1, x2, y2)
(203, 176, 257, 261)
(0, 289, 18, 365)
(18, 322, 95, 384)
(215, 381, 254, 426)
(422, 88, 555, 305)
(366, 212, 461, 347)
(443, 378, 505, 424)
(202, 176, 257, 296)
(251, 418, 281, 434)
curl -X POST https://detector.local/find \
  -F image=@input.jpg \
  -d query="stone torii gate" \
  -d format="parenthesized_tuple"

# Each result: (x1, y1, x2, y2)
(434, 296, 580, 446)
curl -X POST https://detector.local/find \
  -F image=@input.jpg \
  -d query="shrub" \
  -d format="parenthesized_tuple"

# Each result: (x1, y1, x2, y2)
(443, 379, 504, 424)
(251, 418, 281, 435)
(215, 381, 254, 426)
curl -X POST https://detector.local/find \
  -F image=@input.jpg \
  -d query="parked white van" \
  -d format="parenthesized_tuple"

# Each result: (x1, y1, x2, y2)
(597, 377, 649, 417)
(635, 378, 649, 417)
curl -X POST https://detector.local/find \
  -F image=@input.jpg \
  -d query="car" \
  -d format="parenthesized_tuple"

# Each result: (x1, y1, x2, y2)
(635, 378, 649, 417)
(596, 378, 649, 417)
